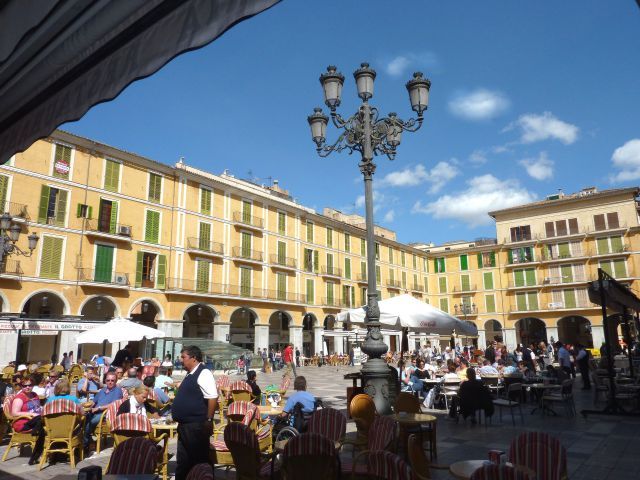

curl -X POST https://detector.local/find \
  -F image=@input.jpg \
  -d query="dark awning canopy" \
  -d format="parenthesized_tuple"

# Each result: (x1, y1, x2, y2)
(0, 0, 279, 162)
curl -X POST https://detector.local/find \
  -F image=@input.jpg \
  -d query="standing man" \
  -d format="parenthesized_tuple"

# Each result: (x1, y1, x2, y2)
(171, 345, 218, 480)
(111, 344, 133, 369)
(283, 343, 296, 378)
(556, 341, 572, 378)
(295, 347, 301, 368)
(575, 344, 591, 390)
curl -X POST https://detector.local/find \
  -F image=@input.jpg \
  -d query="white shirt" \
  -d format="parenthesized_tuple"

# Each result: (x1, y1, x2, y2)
(130, 395, 147, 417)
(188, 363, 218, 399)
(479, 365, 499, 375)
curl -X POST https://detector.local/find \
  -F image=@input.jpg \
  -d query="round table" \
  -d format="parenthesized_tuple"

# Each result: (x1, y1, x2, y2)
(152, 422, 178, 439)
(259, 405, 283, 416)
(449, 460, 487, 479)
(393, 412, 437, 425)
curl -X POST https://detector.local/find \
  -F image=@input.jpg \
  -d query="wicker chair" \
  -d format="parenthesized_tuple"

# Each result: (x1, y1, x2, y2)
(215, 375, 231, 426)
(307, 407, 346, 445)
(282, 432, 339, 480)
(349, 393, 377, 447)
(368, 450, 418, 480)
(229, 380, 254, 403)
(106, 437, 159, 475)
(186, 463, 215, 480)
(394, 392, 437, 459)
(1, 394, 37, 462)
(67, 364, 84, 384)
(95, 398, 125, 453)
(407, 434, 449, 480)
(470, 463, 534, 480)
(39, 399, 85, 470)
(224, 422, 276, 480)
(1, 366, 15, 381)
(110, 413, 169, 480)
(340, 414, 397, 478)
(211, 401, 259, 467)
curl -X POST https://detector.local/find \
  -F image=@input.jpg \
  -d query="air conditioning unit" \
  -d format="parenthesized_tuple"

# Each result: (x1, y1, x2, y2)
(114, 274, 128, 286)
(548, 302, 564, 309)
(543, 277, 551, 284)
(117, 225, 131, 236)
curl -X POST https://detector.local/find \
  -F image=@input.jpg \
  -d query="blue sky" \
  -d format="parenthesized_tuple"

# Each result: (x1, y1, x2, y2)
(63, 1, 640, 246)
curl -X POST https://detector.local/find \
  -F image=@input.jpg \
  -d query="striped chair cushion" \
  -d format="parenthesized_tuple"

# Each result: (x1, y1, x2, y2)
(229, 380, 252, 392)
(256, 423, 271, 440)
(43, 398, 82, 415)
(368, 451, 416, 480)
(307, 407, 346, 443)
(186, 463, 214, 480)
(280, 376, 290, 392)
(210, 439, 229, 452)
(2, 394, 15, 418)
(508, 432, 567, 480)
(340, 456, 368, 475)
(283, 432, 335, 458)
(107, 437, 159, 475)
(121, 388, 129, 400)
(215, 375, 230, 389)
(368, 414, 397, 451)
(224, 422, 258, 449)
(228, 400, 257, 425)
(470, 464, 533, 480)
(112, 413, 152, 433)
(106, 399, 126, 424)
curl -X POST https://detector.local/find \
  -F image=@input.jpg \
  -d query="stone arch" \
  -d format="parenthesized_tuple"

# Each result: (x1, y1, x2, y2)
(267, 310, 293, 350)
(183, 303, 216, 338)
(0, 290, 10, 312)
(229, 307, 259, 350)
(302, 313, 318, 357)
(323, 315, 336, 353)
(557, 315, 593, 348)
(128, 298, 163, 325)
(79, 295, 120, 320)
(323, 314, 336, 330)
(484, 319, 503, 344)
(515, 317, 547, 346)
(20, 290, 69, 317)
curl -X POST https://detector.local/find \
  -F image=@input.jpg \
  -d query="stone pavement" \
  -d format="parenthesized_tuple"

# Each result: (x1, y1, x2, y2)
(0, 365, 639, 479)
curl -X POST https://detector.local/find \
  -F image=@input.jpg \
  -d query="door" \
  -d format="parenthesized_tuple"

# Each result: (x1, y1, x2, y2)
(98, 200, 112, 232)
(94, 245, 114, 282)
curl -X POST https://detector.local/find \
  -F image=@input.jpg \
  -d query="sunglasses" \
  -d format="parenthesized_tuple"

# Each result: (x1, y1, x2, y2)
(105, 379, 116, 382)
(22, 384, 33, 387)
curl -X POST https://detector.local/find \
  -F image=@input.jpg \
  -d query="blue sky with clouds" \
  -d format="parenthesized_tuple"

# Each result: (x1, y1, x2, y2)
(63, 1, 640, 246)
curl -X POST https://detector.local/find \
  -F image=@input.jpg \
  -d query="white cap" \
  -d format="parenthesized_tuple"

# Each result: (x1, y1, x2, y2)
(17, 364, 27, 372)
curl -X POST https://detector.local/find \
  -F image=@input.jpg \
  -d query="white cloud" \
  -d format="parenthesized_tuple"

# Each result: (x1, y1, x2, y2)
(412, 174, 537, 227)
(448, 89, 510, 121)
(383, 210, 395, 223)
(380, 161, 460, 193)
(507, 112, 579, 145)
(355, 190, 387, 213)
(610, 139, 640, 182)
(519, 152, 554, 181)
(386, 56, 411, 77)
(469, 150, 488, 165)
(384, 52, 438, 77)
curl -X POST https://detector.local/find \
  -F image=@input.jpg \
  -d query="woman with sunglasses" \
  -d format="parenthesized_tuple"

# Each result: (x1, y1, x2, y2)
(10, 375, 45, 464)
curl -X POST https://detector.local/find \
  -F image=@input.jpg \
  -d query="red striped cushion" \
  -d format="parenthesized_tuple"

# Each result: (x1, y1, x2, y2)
(216, 375, 230, 388)
(227, 400, 257, 423)
(256, 424, 271, 440)
(368, 451, 416, 480)
(224, 422, 258, 448)
(470, 464, 533, 480)
(340, 456, 368, 475)
(107, 437, 159, 475)
(280, 376, 290, 391)
(43, 398, 82, 415)
(368, 415, 397, 451)
(186, 463, 214, 480)
(283, 432, 335, 458)
(106, 399, 126, 423)
(229, 381, 252, 393)
(508, 432, 567, 480)
(112, 413, 152, 433)
(210, 439, 229, 452)
(259, 460, 276, 477)
(3, 394, 16, 418)
(308, 408, 346, 443)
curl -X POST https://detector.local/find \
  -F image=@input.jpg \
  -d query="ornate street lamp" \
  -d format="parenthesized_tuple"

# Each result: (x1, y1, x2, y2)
(0, 212, 38, 270)
(308, 63, 430, 414)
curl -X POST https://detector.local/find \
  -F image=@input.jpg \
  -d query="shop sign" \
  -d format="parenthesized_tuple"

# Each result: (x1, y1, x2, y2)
(0, 320, 101, 333)
(54, 159, 70, 175)
(21, 330, 58, 336)
(0, 320, 21, 331)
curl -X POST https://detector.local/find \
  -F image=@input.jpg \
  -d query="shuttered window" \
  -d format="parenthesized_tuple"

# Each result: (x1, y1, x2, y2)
(439, 298, 449, 313)
(515, 291, 538, 311)
(277, 272, 287, 300)
(561, 264, 573, 283)
(240, 267, 251, 296)
(304, 248, 313, 271)
(104, 160, 120, 192)
(278, 212, 286, 235)
(514, 270, 524, 287)
(564, 289, 576, 308)
(402, 271, 407, 288)
(596, 237, 610, 254)
(344, 258, 351, 279)
(148, 173, 162, 203)
(306, 222, 314, 243)
(326, 282, 334, 304)
(388, 247, 394, 263)
(156, 255, 166, 289)
(401, 252, 406, 267)
(306, 279, 315, 304)
(38, 186, 68, 226)
(313, 251, 319, 272)
(434, 257, 446, 273)
(360, 238, 366, 256)
(241, 200, 252, 223)
(555, 220, 568, 236)
(360, 287, 367, 305)
(344, 233, 350, 252)
(460, 254, 468, 271)
(198, 222, 211, 251)
(200, 188, 212, 215)
(326, 253, 334, 273)
(94, 244, 114, 282)
(0, 174, 9, 211)
(389, 269, 395, 283)
(611, 236, 623, 253)
(607, 212, 619, 229)
(483, 272, 494, 290)
(423, 276, 428, 293)
(52, 144, 72, 180)
(145, 210, 160, 243)
(376, 265, 381, 284)
(360, 261, 366, 279)
(460, 274, 470, 291)
(277, 241, 286, 263)
(241, 232, 251, 257)
(413, 273, 418, 288)
(39, 236, 64, 279)
(485, 294, 496, 313)
(438, 276, 447, 293)
(568, 218, 579, 234)
(413, 255, 417, 270)
(525, 268, 536, 286)
(326, 227, 333, 247)
(196, 260, 210, 292)
(375, 243, 380, 260)
(593, 212, 619, 231)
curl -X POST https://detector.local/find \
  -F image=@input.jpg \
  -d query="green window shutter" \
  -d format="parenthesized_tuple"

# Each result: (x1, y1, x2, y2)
(360, 288, 366, 305)
(525, 268, 536, 286)
(516, 292, 527, 311)
(527, 292, 538, 310)
(390, 269, 395, 282)
(375, 265, 381, 283)
(477, 253, 483, 269)
(148, 173, 162, 202)
(564, 289, 576, 308)
(145, 210, 160, 243)
(561, 265, 573, 283)
(361, 261, 366, 278)
(242, 201, 252, 223)
(326, 227, 332, 247)
(423, 276, 428, 292)
(460, 274, 470, 291)
(277, 273, 286, 300)
(39, 236, 63, 279)
(483, 272, 493, 290)
(375, 243, 380, 260)
(240, 267, 251, 296)
(200, 188, 212, 215)
(440, 258, 446, 272)
(600, 261, 612, 277)
(507, 250, 514, 264)
(87, 206, 93, 219)
(38, 185, 50, 223)
(401, 252, 406, 267)
(345, 234, 350, 252)
(514, 270, 525, 287)
(76, 203, 82, 218)
(304, 249, 311, 271)
(613, 259, 627, 278)
(345, 258, 351, 279)
(306, 279, 314, 304)
(485, 294, 496, 313)
(241, 232, 251, 255)
(413, 273, 418, 287)
(351, 287, 355, 307)
(438, 276, 447, 293)
(199, 223, 211, 250)
(327, 283, 334, 303)
(413, 255, 417, 270)
(433, 259, 437, 272)
(360, 238, 366, 256)
(277, 241, 286, 262)
(307, 222, 313, 242)
(278, 212, 286, 235)
(54, 189, 67, 226)
(596, 238, 609, 254)
(156, 255, 166, 289)
(94, 245, 114, 282)
(196, 260, 209, 292)
(109, 201, 118, 234)
(313, 251, 319, 272)
(490, 252, 496, 267)
(388, 247, 393, 263)
(558, 243, 570, 258)
(327, 253, 333, 270)
(611, 236, 623, 253)
(460, 255, 468, 271)
(0, 174, 8, 210)
(135, 251, 144, 287)
(402, 271, 407, 288)
(439, 298, 449, 313)
(104, 160, 120, 192)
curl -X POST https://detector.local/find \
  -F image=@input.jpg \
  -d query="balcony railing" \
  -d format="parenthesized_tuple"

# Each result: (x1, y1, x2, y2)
(232, 247, 263, 262)
(509, 304, 543, 313)
(411, 284, 424, 292)
(77, 268, 130, 286)
(356, 273, 368, 283)
(85, 219, 133, 238)
(187, 237, 224, 255)
(586, 222, 628, 235)
(507, 280, 540, 289)
(320, 266, 342, 277)
(594, 244, 630, 256)
(454, 305, 478, 316)
(452, 284, 476, 293)
(386, 279, 402, 289)
(503, 235, 534, 245)
(547, 301, 597, 310)
(0, 259, 23, 275)
(540, 275, 588, 286)
(541, 250, 588, 261)
(270, 254, 297, 269)
(164, 277, 306, 303)
(507, 255, 537, 266)
(232, 211, 264, 229)
(1, 201, 29, 220)
(322, 297, 348, 308)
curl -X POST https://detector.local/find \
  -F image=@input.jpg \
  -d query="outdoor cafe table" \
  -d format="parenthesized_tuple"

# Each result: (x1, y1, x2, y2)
(449, 460, 535, 480)
(259, 405, 283, 416)
(151, 420, 178, 438)
(528, 383, 561, 415)
(393, 412, 437, 458)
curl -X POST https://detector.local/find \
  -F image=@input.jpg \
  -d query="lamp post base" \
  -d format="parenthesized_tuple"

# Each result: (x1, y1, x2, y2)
(361, 357, 393, 415)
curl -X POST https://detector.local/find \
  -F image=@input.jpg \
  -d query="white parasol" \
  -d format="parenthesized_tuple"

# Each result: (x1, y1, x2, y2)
(75, 316, 166, 344)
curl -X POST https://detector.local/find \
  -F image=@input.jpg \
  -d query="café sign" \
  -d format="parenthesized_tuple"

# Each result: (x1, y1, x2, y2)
(0, 320, 101, 334)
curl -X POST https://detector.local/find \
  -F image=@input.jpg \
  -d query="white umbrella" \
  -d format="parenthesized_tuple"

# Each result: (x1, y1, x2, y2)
(337, 294, 478, 336)
(75, 317, 166, 344)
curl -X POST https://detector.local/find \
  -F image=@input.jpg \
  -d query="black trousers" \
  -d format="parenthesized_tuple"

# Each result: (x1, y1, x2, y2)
(176, 422, 210, 480)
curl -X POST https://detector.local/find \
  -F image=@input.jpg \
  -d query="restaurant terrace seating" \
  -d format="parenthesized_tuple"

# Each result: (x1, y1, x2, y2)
(1, 393, 37, 462)
(229, 380, 254, 403)
(492, 383, 524, 426)
(106, 437, 159, 476)
(282, 432, 339, 480)
(186, 463, 215, 480)
(340, 414, 397, 477)
(349, 393, 377, 447)
(368, 450, 418, 480)
(39, 398, 85, 470)
(470, 463, 534, 480)
(223, 422, 275, 480)
(394, 392, 436, 459)
(95, 398, 125, 453)
(307, 407, 346, 445)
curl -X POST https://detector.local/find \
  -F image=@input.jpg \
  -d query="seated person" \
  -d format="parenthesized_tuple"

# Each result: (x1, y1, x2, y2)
(517, 361, 536, 379)
(443, 363, 460, 382)
(11, 376, 45, 464)
(280, 376, 315, 417)
(77, 366, 101, 402)
(413, 359, 431, 380)
(117, 385, 159, 418)
(84, 372, 123, 448)
(456, 358, 469, 381)
(46, 379, 81, 404)
(32, 373, 46, 397)
(119, 367, 142, 389)
(246, 370, 262, 405)
(457, 369, 494, 421)
(478, 359, 499, 376)
(142, 375, 170, 405)
(502, 360, 520, 376)
(154, 366, 174, 390)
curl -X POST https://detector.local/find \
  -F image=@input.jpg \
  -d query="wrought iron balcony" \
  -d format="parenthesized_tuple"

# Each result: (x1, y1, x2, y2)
(541, 250, 589, 262)
(320, 266, 342, 277)
(270, 254, 297, 269)
(232, 247, 263, 263)
(322, 297, 347, 308)
(84, 219, 133, 241)
(411, 284, 424, 292)
(452, 284, 477, 293)
(593, 244, 630, 257)
(0, 201, 29, 220)
(77, 268, 129, 287)
(386, 279, 402, 289)
(232, 211, 264, 229)
(0, 259, 23, 276)
(454, 305, 478, 316)
(356, 273, 368, 283)
(187, 237, 224, 256)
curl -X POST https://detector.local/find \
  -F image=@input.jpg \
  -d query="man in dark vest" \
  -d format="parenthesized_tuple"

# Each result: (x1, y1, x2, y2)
(171, 345, 218, 480)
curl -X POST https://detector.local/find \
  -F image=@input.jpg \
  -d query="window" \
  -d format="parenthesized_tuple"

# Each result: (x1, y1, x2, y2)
(401, 271, 407, 288)
(510, 225, 531, 242)
(548, 263, 586, 284)
(544, 218, 578, 238)
(240, 232, 252, 257)
(196, 259, 210, 293)
(439, 298, 449, 313)
(344, 233, 350, 252)
(360, 261, 366, 279)
(52, 144, 72, 180)
(240, 267, 251, 296)
(277, 272, 287, 300)
(360, 287, 367, 305)
(148, 173, 162, 203)
(326, 282, 335, 305)
(104, 159, 120, 192)
(593, 212, 619, 231)
(39, 235, 64, 279)
(485, 294, 496, 313)
(94, 244, 115, 283)
(200, 187, 212, 215)
(278, 212, 286, 235)
(0, 174, 9, 211)
(423, 276, 429, 293)
(508, 247, 534, 264)
(306, 279, 315, 304)
(513, 268, 536, 287)
(198, 222, 211, 251)
(434, 257, 445, 273)
(460, 274, 471, 291)
(389, 268, 395, 284)
(438, 276, 447, 293)
(459, 254, 468, 271)
(401, 251, 406, 267)
(277, 241, 286, 264)
(413, 254, 417, 270)
(360, 238, 366, 256)
(343, 285, 355, 307)
(326, 253, 334, 274)
(376, 265, 381, 284)
(599, 259, 627, 278)
(423, 258, 428, 272)
(344, 258, 351, 279)
(98, 199, 118, 233)
(515, 291, 538, 311)
(388, 246, 394, 264)
(413, 273, 418, 289)
(551, 288, 589, 309)
(483, 272, 494, 290)
(241, 200, 252, 223)
(135, 252, 166, 289)
(37, 185, 68, 226)
(144, 210, 160, 243)
(76, 203, 92, 219)
(375, 242, 380, 260)
(306, 221, 314, 243)
(304, 248, 318, 272)
(596, 236, 625, 255)
(326, 227, 333, 247)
